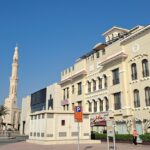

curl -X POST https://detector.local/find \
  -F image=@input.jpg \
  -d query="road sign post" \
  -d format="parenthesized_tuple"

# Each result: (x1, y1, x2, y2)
(107, 120, 116, 150)
(74, 106, 83, 150)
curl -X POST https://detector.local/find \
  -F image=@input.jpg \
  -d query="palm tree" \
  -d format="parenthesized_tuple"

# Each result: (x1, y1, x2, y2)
(0, 105, 9, 131)
(0, 105, 9, 117)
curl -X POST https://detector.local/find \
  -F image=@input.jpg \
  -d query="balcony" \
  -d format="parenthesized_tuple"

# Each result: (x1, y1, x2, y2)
(99, 51, 128, 66)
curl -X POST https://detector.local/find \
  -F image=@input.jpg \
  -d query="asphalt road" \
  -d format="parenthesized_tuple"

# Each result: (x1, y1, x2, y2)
(0, 141, 149, 150)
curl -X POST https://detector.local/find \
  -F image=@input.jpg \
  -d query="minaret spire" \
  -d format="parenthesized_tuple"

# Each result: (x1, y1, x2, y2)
(8, 45, 19, 105)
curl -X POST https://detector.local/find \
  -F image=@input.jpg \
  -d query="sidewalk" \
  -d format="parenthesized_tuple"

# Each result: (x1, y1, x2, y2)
(0, 141, 149, 150)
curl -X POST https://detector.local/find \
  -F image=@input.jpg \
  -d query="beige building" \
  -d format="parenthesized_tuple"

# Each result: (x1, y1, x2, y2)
(21, 83, 91, 143)
(21, 24, 150, 142)
(4, 46, 21, 130)
(60, 25, 150, 135)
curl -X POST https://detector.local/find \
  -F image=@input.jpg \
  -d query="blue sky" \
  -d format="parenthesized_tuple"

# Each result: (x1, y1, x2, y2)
(0, 0, 150, 107)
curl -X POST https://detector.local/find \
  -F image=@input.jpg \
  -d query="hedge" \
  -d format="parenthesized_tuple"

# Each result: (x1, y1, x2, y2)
(91, 132, 133, 141)
(139, 134, 150, 142)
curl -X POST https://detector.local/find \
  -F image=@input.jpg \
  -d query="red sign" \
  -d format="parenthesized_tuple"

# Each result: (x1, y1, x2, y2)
(74, 106, 83, 122)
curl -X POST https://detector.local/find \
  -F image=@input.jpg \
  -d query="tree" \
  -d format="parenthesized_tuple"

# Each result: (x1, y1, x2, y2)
(0, 105, 9, 117)
(0, 105, 9, 131)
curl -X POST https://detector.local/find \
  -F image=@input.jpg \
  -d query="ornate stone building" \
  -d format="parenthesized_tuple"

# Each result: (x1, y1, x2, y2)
(60, 25, 150, 135)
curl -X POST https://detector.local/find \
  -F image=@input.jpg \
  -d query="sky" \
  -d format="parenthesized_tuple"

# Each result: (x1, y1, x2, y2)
(0, 0, 150, 107)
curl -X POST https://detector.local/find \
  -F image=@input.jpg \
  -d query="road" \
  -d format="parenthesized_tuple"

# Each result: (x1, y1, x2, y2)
(0, 141, 149, 150)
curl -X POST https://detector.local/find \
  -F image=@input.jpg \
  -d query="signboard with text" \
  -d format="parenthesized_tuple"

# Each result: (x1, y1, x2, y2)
(74, 106, 83, 122)
(107, 120, 115, 137)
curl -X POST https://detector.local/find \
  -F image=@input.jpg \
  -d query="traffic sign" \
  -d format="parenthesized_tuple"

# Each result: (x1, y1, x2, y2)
(74, 106, 83, 122)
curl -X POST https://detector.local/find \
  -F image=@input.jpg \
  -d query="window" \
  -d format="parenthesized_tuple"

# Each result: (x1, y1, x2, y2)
(114, 92, 121, 110)
(61, 120, 65, 126)
(142, 59, 149, 77)
(98, 77, 102, 89)
(72, 85, 74, 94)
(72, 103, 75, 111)
(92, 79, 96, 91)
(77, 82, 82, 95)
(63, 89, 65, 100)
(93, 100, 97, 112)
(103, 74, 107, 87)
(112, 68, 120, 85)
(42, 114, 45, 119)
(99, 99, 103, 112)
(67, 87, 69, 99)
(63, 105, 65, 111)
(66, 104, 69, 111)
(78, 101, 82, 107)
(102, 49, 105, 55)
(87, 81, 91, 93)
(91, 54, 94, 60)
(134, 89, 140, 108)
(96, 51, 99, 58)
(145, 87, 150, 106)
(88, 102, 92, 112)
(105, 97, 109, 111)
(131, 63, 137, 80)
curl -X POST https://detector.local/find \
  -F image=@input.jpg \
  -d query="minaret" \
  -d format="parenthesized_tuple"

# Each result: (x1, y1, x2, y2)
(4, 45, 20, 129)
(5, 45, 19, 108)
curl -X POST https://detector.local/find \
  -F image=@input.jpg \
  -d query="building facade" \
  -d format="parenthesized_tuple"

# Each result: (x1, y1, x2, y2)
(21, 83, 91, 143)
(60, 25, 150, 135)
(21, 24, 150, 141)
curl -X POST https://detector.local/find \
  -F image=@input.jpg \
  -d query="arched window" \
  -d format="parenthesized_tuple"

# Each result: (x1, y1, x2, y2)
(145, 87, 150, 106)
(88, 101, 92, 112)
(131, 63, 137, 80)
(87, 81, 91, 93)
(142, 59, 149, 77)
(93, 100, 97, 112)
(105, 97, 109, 111)
(134, 89, 140, 108)
(92, 79, 96, 91)
(103, 74, 107, 88)
(99, 99, 103, 112)
(98, 77, 102, 89)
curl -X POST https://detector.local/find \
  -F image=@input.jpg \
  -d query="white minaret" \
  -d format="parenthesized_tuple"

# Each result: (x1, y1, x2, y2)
(9, 46, 19, 101)
(4, 45, 20, 129)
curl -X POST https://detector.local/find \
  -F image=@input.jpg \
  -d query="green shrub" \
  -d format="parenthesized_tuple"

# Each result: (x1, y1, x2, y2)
(115, 134, 132, 141)
(139, 134, 150, 142)
(91, 132, 132, 141)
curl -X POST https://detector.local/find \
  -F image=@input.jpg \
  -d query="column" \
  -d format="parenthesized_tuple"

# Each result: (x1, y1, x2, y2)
(97, 100, 100, 112)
